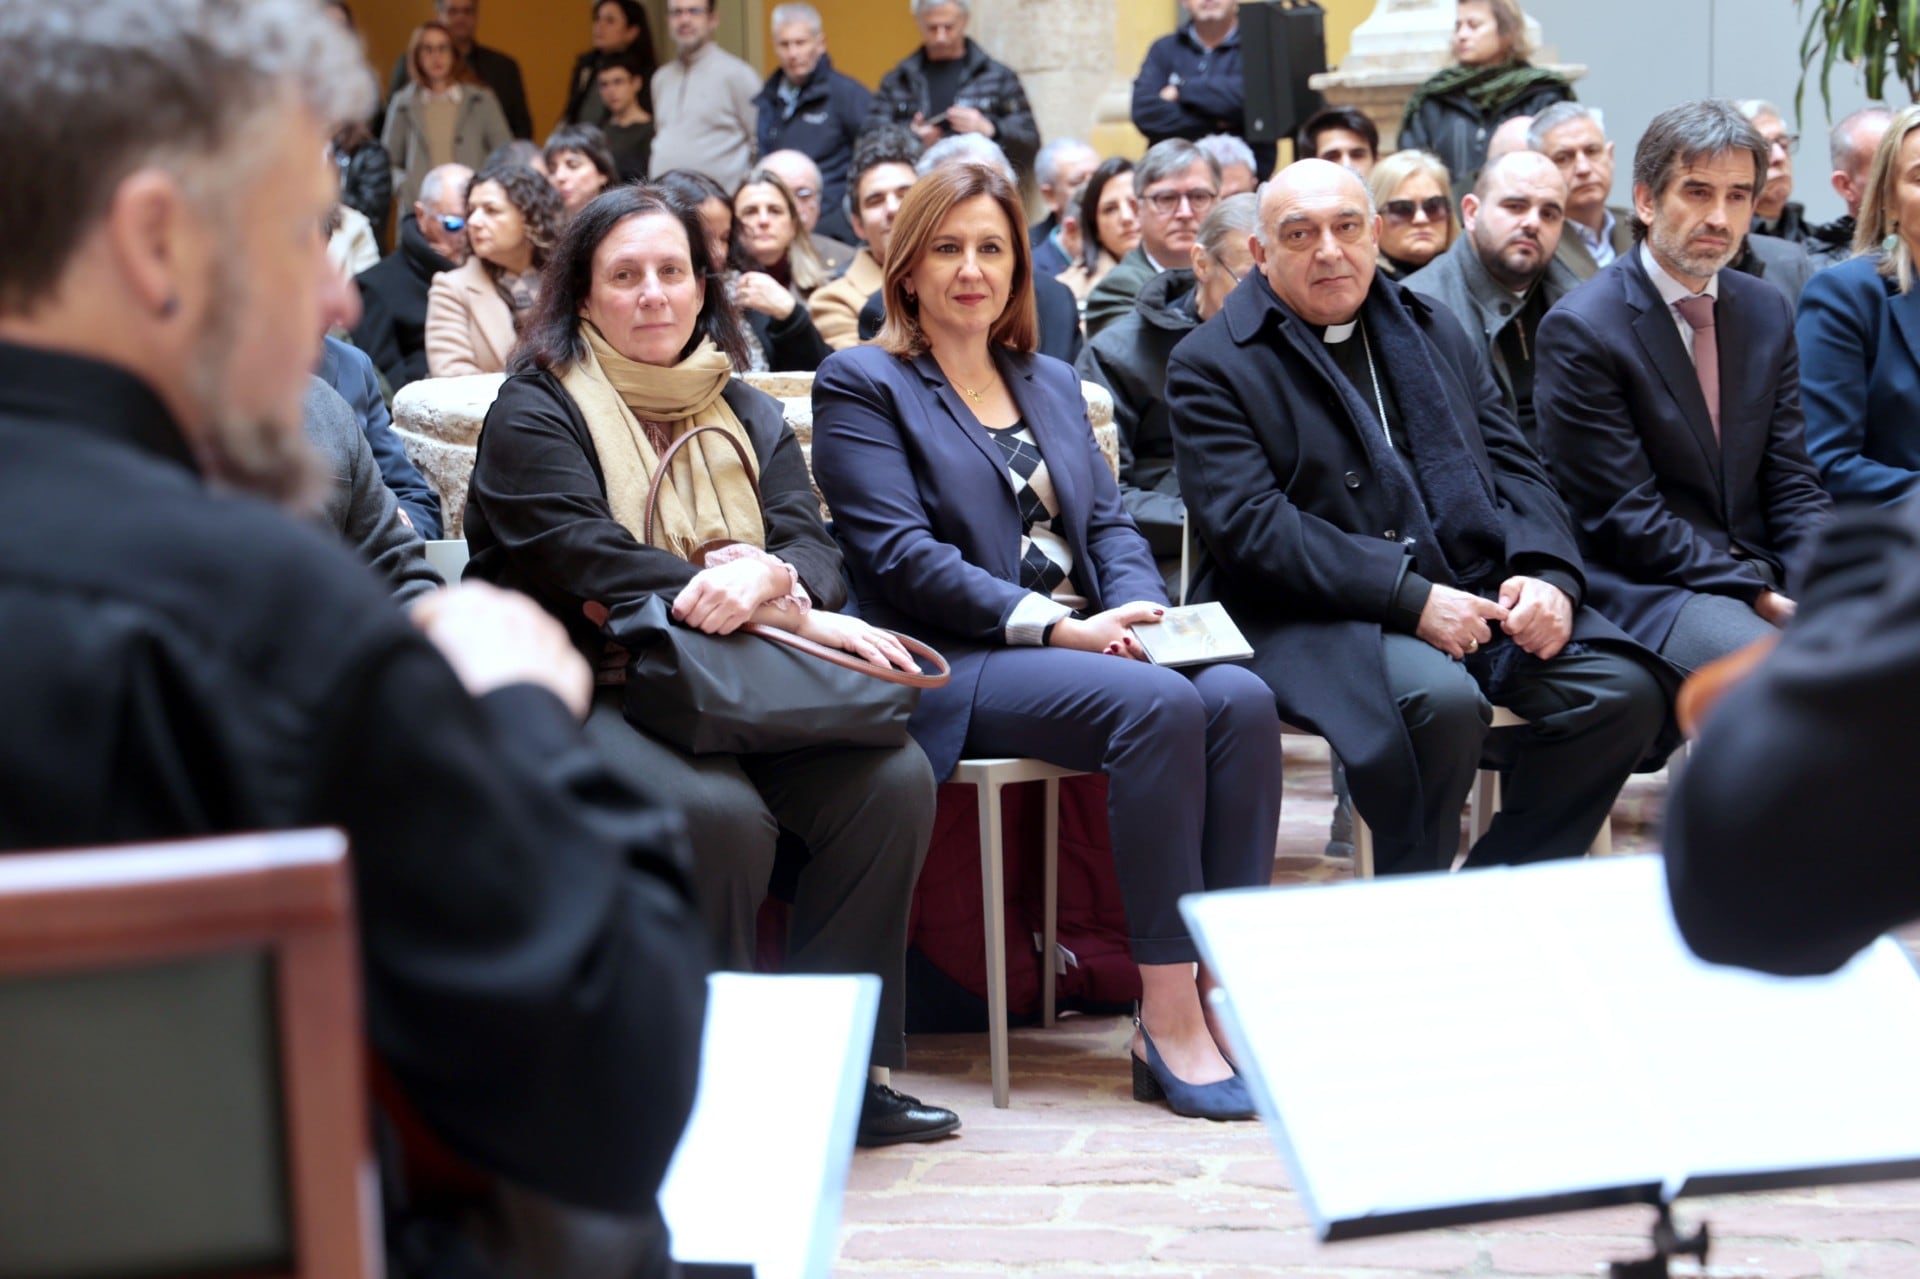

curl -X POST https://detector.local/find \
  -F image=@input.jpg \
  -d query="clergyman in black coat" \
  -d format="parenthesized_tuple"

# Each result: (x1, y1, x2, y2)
(1167, 160, 1670, 876)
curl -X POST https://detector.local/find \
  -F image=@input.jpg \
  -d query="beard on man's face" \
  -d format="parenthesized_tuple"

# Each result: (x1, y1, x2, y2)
(184, 257, 329, 514)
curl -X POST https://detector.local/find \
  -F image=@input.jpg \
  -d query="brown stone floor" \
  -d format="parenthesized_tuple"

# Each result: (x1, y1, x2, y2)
(837, 737, 1920, 1277)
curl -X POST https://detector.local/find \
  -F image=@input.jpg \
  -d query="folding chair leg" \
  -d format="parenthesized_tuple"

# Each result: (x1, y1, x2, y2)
(1041, 777, 1059, 1029)
(975, 781, 1011, 1109)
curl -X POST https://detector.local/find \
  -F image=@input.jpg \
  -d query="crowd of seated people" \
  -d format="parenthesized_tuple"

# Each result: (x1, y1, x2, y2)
(14, 0, 1920, 1276)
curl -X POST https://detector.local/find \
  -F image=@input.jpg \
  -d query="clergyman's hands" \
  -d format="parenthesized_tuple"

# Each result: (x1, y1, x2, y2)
(413, 582, 592, 720)
(1415, 584, 1508, 660)
(1497, 575, 1574, 660)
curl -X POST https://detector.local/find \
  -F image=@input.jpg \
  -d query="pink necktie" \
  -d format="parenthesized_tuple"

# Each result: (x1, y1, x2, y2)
(1674, 293, 1720, 439)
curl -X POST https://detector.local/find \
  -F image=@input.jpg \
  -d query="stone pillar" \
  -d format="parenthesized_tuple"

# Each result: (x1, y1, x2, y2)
(967, 0, 1171, 162)
(1309, 0, 1578, 153)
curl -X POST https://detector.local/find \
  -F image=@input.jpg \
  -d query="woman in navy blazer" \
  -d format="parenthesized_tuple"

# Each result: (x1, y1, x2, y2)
(1797, 105, 1920, 505)
(812, 161, 1283, 1120)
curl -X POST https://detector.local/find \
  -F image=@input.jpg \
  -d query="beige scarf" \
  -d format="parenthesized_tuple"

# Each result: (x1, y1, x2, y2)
(563, 324, 765, 560)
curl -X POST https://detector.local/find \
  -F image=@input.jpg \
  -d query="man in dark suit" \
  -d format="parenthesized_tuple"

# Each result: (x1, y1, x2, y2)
(1168, 159, 1669, 877)
(1529, 103, 1634, 281)
(1535, 99, 1834, 677)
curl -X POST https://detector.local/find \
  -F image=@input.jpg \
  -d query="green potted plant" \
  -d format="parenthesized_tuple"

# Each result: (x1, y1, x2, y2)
(1797, 0, 1920, 115)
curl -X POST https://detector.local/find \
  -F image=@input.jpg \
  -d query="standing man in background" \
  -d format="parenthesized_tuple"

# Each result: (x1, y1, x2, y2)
(1132, 0, 1274, 183)
(867, 0, 1039, 178)
(650, 0, 763, 190)
(755, 4, 872, 249)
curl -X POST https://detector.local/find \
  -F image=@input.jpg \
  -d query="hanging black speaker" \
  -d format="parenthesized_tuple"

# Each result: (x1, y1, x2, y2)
(1240, 0, 1328, 145)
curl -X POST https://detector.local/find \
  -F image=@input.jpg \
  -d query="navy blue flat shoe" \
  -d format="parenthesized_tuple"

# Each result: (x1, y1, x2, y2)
(1130, 1020, 1256, 1120)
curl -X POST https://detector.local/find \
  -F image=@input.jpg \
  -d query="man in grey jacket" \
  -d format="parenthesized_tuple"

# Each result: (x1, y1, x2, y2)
(303, 377, 443, 604)
(1406, 150, 1579, 455)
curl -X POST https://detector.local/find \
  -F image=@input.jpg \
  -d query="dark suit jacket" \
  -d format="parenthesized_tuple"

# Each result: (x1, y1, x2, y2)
(1535, 249, 1833, 651)
(1666, 501, 1920, 974)
(1795, 252, 1920, 504)
(811, 345, 1165, 779)
(1166, 272, 1634, 846)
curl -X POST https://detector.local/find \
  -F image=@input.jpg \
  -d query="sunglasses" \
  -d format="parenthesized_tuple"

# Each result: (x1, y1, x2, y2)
(437, 214, 467, 233)
(1380, 194, 1450, 225)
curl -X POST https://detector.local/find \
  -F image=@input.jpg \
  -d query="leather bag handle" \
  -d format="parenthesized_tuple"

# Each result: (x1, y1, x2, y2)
(642, 424, 761, 549)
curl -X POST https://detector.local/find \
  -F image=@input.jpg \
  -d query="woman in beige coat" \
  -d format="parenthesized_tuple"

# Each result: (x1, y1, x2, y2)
(382, 21, 513, 220)
(426, 161, 567, 376)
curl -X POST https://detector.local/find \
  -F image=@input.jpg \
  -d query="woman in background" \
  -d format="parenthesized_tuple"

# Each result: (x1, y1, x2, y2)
(545, 123, 619, 217)
(382, 20, 512, 217)
(426, 161, 566, 376)
(1369, 150, 1458, 278)
(1398, 0, 1570, 194)
(1057, 156, 1139, 311)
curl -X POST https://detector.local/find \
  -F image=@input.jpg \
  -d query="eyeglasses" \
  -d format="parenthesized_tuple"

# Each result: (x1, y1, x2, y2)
(791, 187, 817, 201)
(436, 214, 467, 233)
(1380, 194, 1450, 225)
(1763, 131, 1800, 155)
(1142, 187, 1217, 216)
(1220, 259, 1243, 285)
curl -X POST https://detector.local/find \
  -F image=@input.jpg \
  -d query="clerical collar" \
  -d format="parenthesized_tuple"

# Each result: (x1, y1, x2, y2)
(1322, 320, 1358, 344)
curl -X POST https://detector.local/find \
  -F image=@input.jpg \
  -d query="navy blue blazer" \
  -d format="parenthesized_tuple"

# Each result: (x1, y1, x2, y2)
(1535, 248, 1832, 651)
(1795, 253, 1920, 505)
(318, 337, 443, 539)
(811, 344, 1166, 779)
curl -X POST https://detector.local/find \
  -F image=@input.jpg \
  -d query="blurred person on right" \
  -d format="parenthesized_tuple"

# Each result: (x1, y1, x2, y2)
(425, 160, 567, 376)
(1368, 150, 1457, 278)
(1398, 0, 1571, 196)
(1807, 106, 1894, 266)
(1534, 100, 1833, 678)
(0, 1, 707, 1272)
(1795, 104, 1920, 506)
(1664, 495, 1920, 976)
(1083, 138, 1220, 337)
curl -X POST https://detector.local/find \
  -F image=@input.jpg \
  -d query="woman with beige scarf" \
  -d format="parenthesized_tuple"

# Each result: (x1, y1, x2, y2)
(463, 185, 961, 1149)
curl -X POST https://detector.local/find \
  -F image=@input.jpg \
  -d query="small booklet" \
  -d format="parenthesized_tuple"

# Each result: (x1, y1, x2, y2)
(1129, 602, 1255, 667)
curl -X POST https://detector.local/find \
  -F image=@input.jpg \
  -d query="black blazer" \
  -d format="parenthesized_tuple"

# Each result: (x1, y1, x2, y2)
(1167, 272, 1646, 847)
(464, 371, 845, 665)
(811, 344, 1165, 778)
(1535, 248, 1833, 651)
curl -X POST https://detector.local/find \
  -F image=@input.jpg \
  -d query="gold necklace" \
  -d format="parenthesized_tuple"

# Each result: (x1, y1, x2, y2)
(956, 374, 998, 403)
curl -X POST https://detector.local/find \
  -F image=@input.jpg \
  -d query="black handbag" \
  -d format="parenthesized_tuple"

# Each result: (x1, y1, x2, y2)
(602, 425, 949, 755)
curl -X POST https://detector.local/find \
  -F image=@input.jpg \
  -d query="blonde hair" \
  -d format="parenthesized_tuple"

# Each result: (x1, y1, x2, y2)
(1367, 150, 1460, 251)
(875, 161, 1036, 358)
(1462, 0, 1530, 63)
(1855, 102, 1920, 294)
(734, 169, 828, 293)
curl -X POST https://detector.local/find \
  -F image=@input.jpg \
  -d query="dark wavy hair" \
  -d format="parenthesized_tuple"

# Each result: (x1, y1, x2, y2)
(1078, 155, 1135, 269)
(652, 169, 735, 272)
(544, 122, 618, 187)
(467, 158, 568, 271)
(511, 183, 750, 374)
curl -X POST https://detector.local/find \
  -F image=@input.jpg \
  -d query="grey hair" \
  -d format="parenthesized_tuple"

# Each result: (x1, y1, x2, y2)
(770, 2, 822, 34)
(1734, 99, 1783, 125)
(1526, 101, 1605, 149)
(1198, 192, 1260, 259)
(1035, 137, 1096, 191)
(917, 133, 1013, 183)
(910, 0, 966, 15)
(1134, 138, 1221, 197)
(1196, 133, 1257, 175)
(419, 162, 473, 210)
(1831, 105, 1894, 174)
(0, 0, 376, 314)
(1630, 99, 1769, 240)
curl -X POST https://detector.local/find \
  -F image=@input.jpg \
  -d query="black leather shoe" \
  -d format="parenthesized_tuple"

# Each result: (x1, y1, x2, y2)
(856, 1083, 960, 1147)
